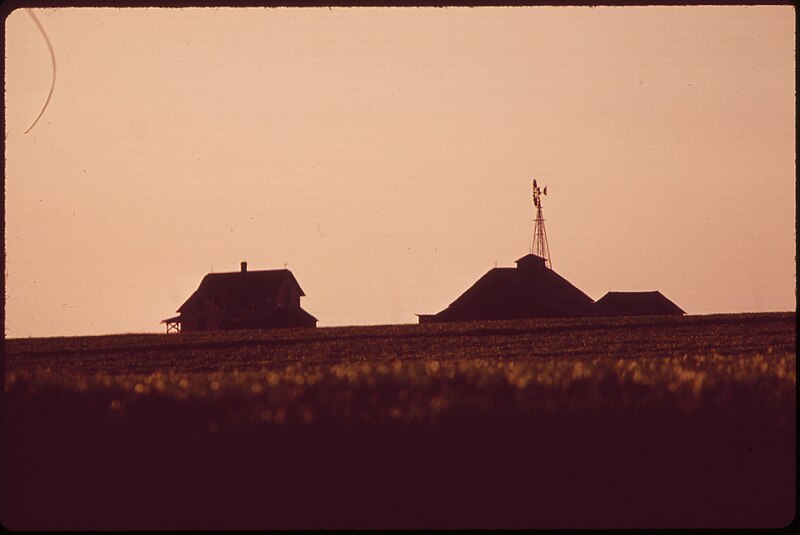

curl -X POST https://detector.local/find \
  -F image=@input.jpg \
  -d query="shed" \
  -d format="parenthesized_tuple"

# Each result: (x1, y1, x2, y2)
(595, 291, 685, 316)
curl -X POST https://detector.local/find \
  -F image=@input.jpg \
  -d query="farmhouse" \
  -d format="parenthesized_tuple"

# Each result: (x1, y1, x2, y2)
(595, 291, 685, 316)
(418, 254, 603, 323)
(162, 262, 317, 332)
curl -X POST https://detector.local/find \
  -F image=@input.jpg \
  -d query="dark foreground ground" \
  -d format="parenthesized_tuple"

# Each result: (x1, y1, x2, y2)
(2, 313, 796, 529)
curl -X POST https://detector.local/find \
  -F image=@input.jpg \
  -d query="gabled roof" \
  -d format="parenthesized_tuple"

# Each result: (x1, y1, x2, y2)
(595, 291, 685, 316)
(177, 269, 304, 313)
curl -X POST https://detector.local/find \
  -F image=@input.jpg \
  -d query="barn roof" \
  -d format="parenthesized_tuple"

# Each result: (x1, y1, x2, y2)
(428, 255, 600, 321)
(595, 291, 685, 316)
(177, 269, 305, 313)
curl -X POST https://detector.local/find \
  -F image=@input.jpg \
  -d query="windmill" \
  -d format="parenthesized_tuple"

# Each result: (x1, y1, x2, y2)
(531, 179, 552, 269)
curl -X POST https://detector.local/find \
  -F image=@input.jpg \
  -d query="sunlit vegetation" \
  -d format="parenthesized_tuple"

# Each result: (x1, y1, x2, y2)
(5, 313, 795, 428)
(3, 312, 795, 529)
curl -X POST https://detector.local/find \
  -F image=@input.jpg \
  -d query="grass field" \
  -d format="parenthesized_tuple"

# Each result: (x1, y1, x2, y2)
(2, 312, 796, 529)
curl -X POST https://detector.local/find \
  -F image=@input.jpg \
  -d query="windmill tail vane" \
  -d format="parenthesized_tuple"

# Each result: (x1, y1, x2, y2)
(530, 179, 552, 269)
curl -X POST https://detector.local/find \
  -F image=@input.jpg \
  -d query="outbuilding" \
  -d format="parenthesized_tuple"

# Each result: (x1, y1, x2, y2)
(594, 291, 685, 316)
(418, 254, 603, 323)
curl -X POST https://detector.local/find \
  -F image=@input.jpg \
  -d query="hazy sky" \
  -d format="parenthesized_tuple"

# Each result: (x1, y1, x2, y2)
(5, 6, 796, 338)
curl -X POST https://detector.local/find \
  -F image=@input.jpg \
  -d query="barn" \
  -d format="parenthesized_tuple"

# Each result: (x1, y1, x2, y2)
(418, 254, 603, 323)
(594, 291, 685, 316)
(162, 262, 317, 332)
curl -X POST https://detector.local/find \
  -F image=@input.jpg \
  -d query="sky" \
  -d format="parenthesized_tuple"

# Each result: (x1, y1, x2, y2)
(4, 6, 796, 338)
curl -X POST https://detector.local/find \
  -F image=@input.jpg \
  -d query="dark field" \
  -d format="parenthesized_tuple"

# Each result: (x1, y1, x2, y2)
(2, 313, 796, 529)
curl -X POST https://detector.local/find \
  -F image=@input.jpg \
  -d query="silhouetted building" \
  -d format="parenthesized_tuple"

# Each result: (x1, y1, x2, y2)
(595, 291, 685, 316)
(418, 254, 603, 323)
(418, 183, 687, 324)
(162, 262, 317, 332)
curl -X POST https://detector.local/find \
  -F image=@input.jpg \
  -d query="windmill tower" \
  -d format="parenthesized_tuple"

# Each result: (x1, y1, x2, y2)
(531, 179, 552, 269)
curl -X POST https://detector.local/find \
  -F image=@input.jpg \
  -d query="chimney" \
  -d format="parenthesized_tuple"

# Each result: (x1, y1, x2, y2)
(241, 261, 247, 272)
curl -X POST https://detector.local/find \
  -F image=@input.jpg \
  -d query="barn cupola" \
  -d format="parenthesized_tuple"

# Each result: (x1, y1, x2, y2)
(241, 261, 247, 272)
(515, 254, 547, 272)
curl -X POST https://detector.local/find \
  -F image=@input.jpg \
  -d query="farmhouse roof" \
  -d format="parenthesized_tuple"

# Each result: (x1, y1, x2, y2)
(177, 269, 305, 313)
(595, 291, 685, 316)
(268, 306, 319, 325)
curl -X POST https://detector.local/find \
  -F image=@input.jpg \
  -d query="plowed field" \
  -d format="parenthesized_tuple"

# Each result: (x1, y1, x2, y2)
(2, 313, 795, 529)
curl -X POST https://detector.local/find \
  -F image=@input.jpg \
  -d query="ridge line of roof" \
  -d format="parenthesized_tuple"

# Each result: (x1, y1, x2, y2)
(204, 268, 292, 275)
